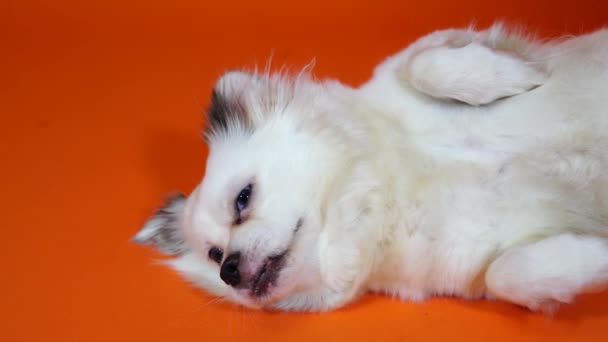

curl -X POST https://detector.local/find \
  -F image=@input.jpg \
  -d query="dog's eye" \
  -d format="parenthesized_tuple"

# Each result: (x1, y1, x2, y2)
(208, 247, 223, 264)
(235, 184, 253, 213)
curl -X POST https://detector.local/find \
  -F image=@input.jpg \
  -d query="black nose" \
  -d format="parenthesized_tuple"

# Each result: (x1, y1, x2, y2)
(220, 252, 241, 287)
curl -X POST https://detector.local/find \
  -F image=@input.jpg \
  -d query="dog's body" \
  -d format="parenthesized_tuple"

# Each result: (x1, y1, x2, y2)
(135, 24, 608, 313)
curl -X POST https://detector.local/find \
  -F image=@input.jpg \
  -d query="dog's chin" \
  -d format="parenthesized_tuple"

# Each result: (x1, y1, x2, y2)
(231, 253, 289, 308)
(231, 284, 283, 310)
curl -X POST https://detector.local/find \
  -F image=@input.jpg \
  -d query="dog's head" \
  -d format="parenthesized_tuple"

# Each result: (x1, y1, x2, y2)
(134, 71, 350, 309)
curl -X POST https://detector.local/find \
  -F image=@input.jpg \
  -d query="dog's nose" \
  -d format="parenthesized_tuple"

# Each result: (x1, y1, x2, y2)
(220, 252, 241, 287)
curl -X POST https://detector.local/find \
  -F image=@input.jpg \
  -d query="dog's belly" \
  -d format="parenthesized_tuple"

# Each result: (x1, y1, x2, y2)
(366, 112, 608, 300)
(368, 224, 498, 301)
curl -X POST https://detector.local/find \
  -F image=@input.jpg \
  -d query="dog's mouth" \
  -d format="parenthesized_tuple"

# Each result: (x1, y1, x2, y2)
(249, 252, 287, 298)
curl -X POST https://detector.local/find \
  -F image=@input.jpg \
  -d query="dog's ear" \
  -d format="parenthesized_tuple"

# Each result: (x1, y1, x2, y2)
(205, 71, 264, 138)
(133, 193, 188, 255)
(214, 70, 265, 99)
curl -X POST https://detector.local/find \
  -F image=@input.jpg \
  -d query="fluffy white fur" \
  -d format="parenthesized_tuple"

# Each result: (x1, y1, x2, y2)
(135, 24, 608, 313)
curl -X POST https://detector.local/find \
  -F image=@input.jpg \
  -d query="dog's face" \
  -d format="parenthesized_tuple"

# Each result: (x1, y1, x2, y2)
(135, 71, 342, 309)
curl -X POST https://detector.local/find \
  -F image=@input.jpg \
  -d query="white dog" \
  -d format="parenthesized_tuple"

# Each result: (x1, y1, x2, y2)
(134, 23, 608, 313)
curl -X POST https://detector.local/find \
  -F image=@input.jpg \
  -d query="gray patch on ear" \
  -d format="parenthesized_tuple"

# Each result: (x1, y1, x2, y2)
(204, 71, 259, 140)
(133, 192, 188, 255)
(205, 88, 248, 137)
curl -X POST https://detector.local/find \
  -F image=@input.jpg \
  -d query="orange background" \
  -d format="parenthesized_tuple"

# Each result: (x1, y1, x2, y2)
(2, 1, 608, 341)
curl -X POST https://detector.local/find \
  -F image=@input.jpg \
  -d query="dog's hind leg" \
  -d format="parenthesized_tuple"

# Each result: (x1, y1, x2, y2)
(485, 233, 608, 314)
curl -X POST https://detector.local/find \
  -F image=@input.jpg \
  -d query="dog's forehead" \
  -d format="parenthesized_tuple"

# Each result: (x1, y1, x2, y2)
(199, 144, 268, 203)
(184, 186, 230, 248)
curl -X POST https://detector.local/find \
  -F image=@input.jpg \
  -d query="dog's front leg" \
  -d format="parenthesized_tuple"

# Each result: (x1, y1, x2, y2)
(270, 234, 371, 312)
(372, 24, 549, 106)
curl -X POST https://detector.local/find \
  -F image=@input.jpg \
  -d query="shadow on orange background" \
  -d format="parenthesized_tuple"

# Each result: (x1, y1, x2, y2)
(1, 1, 607, 341)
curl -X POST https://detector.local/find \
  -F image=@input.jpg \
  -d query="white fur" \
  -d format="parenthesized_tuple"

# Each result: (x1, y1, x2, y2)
(144, 24, 608, 313)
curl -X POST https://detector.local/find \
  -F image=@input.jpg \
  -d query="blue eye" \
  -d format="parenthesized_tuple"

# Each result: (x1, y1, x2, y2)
(235, 184, 253, 213)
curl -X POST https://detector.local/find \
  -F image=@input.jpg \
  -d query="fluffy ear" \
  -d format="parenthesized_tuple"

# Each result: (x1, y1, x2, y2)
(400, 35, 548, 106)
(214, 70, 265, 98)
(133, 193, 188, 255)
(205, 71, 264, 138)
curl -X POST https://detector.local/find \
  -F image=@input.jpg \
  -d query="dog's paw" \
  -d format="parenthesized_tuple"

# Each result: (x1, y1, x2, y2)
(528, 299, 565, 316)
